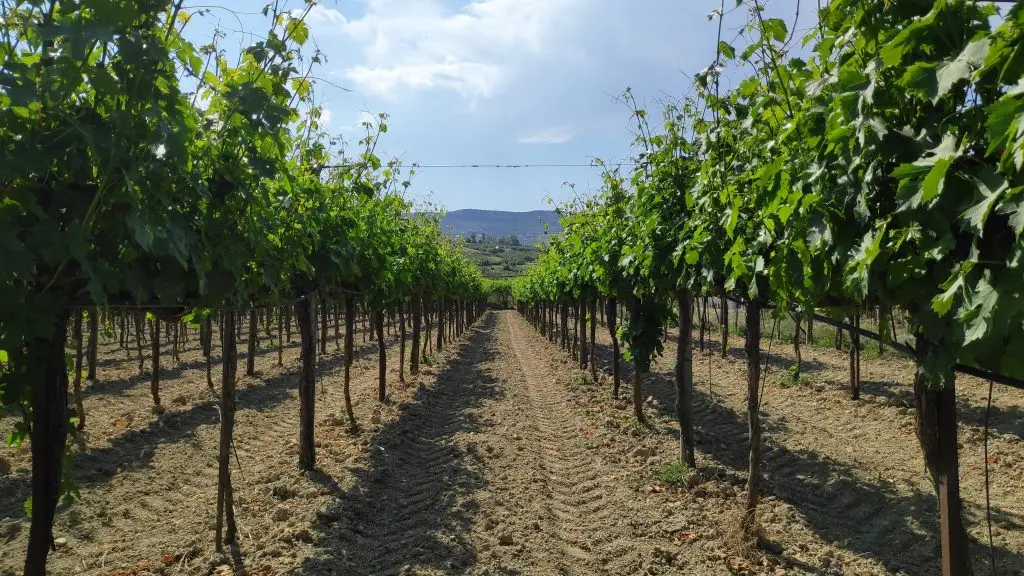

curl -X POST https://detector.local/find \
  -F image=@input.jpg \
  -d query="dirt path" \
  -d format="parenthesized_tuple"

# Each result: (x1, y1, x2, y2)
(299, 311, 689, 576)
(4, 310, 1021, 575)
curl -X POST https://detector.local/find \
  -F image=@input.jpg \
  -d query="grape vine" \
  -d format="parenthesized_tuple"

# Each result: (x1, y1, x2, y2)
(0, 2, 490, 573)
(515, 1, 1024, 573)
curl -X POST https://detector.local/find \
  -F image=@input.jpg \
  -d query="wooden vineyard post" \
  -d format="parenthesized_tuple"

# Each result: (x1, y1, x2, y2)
(376, 309, 386, 403)
(119, 312, 126, 353)
(855, 314, 861, 394)
(423, 299, 432, 359)
(285, 305, 292, 343)
(579, 298, 588, 370)
(890, 312, 898, 353)
(215, 309, 237, 551)
(344, 295, 357, 430)
(550, 301, 557, 343)
(150, 316, 161, 408)
(135, 310, 145, 376)
(632, 363, 646, 425)
(411, 294, 422, 375)
(937, 383, 970, 576)
(698, 296, 706, 351)
(606, 298, 620, 398)
(589, 298, 597, 383)
(24, 309, 70, 576)
(572, 302, 579, 358)
(676, 290, 696, 468)
(877, 306, 884, 355)
(742, 300, 762, 537)
(720, 295, 729, 358)
(560, 301, 569, 350)
(296, 293, 317, 471)
(87, 307, 98, 380)
(399, 301, 407, 385)
(247, 308, 257, 376)
(202, 316, 214, 391)
(849, 314, 860, 400)
(793, 312, 802, 378)
(434, 298, 444, 353)
(450, 301, 457, 341)
(320, 299, 329, 354)
(913, 336, 972, 576)
(277, 306, 284, 367)
(333, 305, 340, 350)
(72, 310, 86, 431)
(629, 300, 646, 426)
(171, 321, 178, 363)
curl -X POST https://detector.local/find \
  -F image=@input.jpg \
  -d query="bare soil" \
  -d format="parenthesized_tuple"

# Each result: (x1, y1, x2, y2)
(588, 314, 1024, 576)
(1, 310, 1022, 576)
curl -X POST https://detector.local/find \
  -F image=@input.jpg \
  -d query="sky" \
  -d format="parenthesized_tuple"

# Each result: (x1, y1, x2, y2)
(185, 0, 812, 212)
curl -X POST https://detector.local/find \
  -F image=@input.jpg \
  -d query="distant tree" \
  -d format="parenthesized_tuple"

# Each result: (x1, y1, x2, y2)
(507, 234, 521, 246)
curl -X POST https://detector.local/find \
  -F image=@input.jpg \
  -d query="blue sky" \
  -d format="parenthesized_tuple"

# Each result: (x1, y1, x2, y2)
(185, 0, 811, 212)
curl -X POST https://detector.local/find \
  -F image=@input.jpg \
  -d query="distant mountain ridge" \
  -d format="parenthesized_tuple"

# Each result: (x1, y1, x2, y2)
(440, 209, 561, 244)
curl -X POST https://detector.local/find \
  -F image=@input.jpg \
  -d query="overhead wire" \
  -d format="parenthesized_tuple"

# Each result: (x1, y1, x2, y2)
(320, 162, 639, 170)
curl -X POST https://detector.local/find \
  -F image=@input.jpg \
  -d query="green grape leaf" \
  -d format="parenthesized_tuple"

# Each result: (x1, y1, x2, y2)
(960, 172, 1007, 235)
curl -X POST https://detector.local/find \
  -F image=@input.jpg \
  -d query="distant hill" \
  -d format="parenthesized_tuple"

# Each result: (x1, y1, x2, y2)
(440, 209, 561, 245)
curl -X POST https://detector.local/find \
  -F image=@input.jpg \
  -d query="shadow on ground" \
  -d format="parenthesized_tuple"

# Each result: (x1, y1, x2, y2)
(295, 312, 518, 576)
(581, 330, 1024, 576)
(0, 338, 389, 520)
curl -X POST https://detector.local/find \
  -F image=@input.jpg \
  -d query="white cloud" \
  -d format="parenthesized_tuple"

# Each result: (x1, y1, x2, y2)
(296, 6, 348, 29)
(518, 126, 575, 145)
(319, 107, 333, 126)
(309, 0, 580, 101)
(346, 60, 503, 100)
(338, 110, 380, 132)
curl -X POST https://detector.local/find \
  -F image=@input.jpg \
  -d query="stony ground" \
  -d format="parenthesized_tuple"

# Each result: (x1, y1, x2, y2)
(1, 310, 1022, 576)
